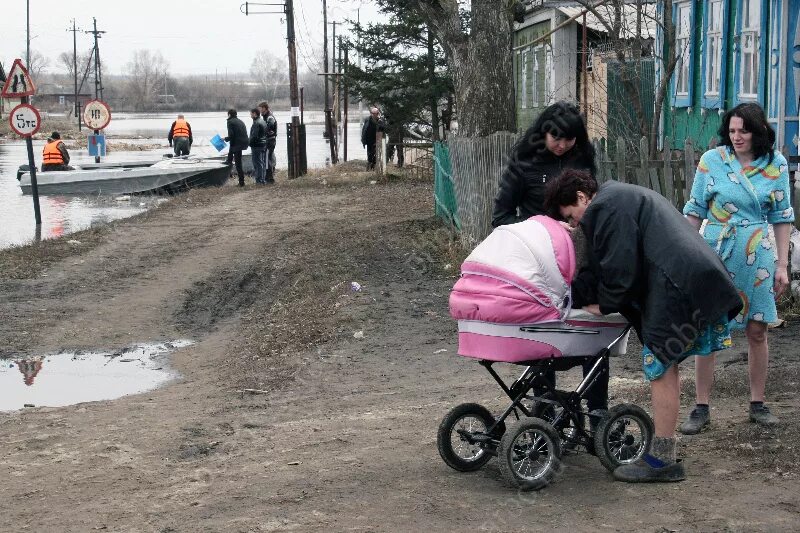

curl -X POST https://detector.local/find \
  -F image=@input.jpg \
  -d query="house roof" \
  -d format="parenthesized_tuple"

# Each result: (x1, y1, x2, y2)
(557, 4, 657, 39)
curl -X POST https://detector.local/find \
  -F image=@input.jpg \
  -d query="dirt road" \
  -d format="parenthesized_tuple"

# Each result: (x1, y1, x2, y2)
(1, 168, 799, 532)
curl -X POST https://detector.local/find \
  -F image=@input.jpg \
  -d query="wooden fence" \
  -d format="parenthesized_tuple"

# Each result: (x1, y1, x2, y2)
(435, 134, 800, 247)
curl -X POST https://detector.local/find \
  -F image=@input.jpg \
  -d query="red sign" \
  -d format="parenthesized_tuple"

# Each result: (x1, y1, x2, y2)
(8, 103, 41, 137)
(1, 59, 36, 98)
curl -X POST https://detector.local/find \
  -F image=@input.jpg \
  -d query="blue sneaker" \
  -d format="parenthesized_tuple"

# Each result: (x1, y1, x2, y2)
(613, 454, 685, 483)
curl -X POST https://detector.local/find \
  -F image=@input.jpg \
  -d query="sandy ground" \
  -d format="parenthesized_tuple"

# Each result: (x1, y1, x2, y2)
(1, 167, 800, 532)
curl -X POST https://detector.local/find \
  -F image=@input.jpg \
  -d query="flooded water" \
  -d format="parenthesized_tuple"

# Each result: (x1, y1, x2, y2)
(0, 341, 193, 412)
(0, 111, 366, 249)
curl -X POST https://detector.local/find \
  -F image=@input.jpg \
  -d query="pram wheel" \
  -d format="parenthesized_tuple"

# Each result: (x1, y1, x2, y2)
(498, 418, 562, 490)
(593, 404, 654, 472)
(437, 403, 502, 472)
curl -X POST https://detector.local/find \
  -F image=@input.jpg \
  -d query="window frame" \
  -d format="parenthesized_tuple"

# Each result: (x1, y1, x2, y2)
(671, 0, 695, 108)
(701, 0, 728, 108)
(734, 0, 767, 104)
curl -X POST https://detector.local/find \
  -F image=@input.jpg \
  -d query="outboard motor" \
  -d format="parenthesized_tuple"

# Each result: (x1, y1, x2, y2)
(17, 164, 36, 181)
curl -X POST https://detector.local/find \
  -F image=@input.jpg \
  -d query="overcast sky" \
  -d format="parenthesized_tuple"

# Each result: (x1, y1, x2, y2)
(2, 0, 380, 77)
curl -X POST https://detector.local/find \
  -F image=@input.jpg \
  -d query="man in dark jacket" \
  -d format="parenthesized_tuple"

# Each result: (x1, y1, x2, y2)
(258, 102, 278, 183)
(545, 170, 742, 483)
(249, 108, 268, 184)
(224, 109, 249, 187)
(361, 106, 385, 170)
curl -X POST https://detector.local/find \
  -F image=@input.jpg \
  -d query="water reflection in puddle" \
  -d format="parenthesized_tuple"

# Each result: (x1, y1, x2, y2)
(0, 340, 193, 412)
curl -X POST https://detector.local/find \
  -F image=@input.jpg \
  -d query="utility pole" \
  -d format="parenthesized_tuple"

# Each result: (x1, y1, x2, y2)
(343, 44, 348, 161)
(26, 0, 30, 72)
(68, 19, 82, 131)
(323, 0, 335, 161)
(85, 18, 106, 100)
(242, 1, 307, 177)
(285, 0, 302, 178)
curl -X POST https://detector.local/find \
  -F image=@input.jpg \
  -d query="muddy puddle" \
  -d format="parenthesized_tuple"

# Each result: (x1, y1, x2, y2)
(0, 340, 192, 411)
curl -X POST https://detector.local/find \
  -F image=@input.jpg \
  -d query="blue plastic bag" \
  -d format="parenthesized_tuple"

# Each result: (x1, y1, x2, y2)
(210, 134, 226, 152)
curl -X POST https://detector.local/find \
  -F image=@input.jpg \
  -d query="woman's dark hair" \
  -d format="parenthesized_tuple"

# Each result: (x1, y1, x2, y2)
(544, 168, 598, 218)
(510, 101, 596, 175)
(717, 102, 776, 163)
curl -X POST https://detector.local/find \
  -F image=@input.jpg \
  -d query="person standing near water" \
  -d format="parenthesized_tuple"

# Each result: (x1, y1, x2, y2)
(249, 108, 268, 185)
(258, 102, 278, 183)
(224, 109, 249, 187)
(168, 114, 193, 157)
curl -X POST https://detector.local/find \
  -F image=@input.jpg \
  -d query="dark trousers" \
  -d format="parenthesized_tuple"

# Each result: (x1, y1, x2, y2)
(540, 358, 609, 412)
(366, 143, 376, 170)
(226, 149, 244, 184)
(265, 139, 276, 182)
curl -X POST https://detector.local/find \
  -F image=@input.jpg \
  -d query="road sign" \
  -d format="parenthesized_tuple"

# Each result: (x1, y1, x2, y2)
(8, 103, 41, 137)
(88, 133, 106, 156)
(83, 99, 111, 130)
(1, 59, 36, 98)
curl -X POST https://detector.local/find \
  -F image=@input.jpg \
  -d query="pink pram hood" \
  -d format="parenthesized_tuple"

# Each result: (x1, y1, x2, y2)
(449, 216, 576, 325)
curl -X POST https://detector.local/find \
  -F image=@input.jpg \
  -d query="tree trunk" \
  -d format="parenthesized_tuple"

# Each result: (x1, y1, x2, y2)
(415, 0, 516, 137)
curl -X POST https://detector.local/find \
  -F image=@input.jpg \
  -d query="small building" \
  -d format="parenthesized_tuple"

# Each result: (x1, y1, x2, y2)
(513, 0, 657, 147)
(660, 0, 800, 153)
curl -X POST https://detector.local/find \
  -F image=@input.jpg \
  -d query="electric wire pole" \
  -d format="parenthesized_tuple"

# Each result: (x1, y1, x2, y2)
(240, 1, 305, 178)
(85, 18, 106, 100)
(68, 19, 82, 131)
(323, 0, 336, 164)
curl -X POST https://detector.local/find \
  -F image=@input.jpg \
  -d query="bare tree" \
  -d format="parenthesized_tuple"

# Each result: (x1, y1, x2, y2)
(575, 0, 678, 154)
(124, 50, 169, 112)
(22, 49, 50, 81)
(250, 50, 288, 102)
(376, 0, 519, 137)
(57, 50, 93, 84)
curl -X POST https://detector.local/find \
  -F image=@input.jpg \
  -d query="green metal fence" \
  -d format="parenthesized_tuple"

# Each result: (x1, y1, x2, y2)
(433, 141, 460, 230)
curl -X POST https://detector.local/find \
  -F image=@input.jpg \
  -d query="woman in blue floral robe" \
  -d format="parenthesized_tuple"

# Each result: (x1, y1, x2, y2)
(680, 103, 794, 433)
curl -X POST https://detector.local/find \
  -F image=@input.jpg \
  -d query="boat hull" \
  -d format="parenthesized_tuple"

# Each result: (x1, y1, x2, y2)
(19, 160, 231, 196)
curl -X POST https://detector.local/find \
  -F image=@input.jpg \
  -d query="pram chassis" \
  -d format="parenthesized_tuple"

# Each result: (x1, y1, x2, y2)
(437, 325, 654, 490)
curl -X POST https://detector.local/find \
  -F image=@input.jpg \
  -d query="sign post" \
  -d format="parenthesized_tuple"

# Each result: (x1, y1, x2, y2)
(82, 99, 111, 163)
(2, 59, 41, 227)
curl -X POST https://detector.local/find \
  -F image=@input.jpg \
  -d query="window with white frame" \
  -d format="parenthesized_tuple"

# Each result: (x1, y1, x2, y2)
(705, 0, 723, 96)
(532, 46, 541, 108)
(739, 0, 761, 97)
(675, 2, 692, 97)
(520, 49, 529, 109)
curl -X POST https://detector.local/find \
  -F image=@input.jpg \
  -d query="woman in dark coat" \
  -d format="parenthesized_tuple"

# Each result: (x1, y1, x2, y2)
(492, 101, 596, 227)
(545, 169, 742, 483)
(493, 102, 606, 415)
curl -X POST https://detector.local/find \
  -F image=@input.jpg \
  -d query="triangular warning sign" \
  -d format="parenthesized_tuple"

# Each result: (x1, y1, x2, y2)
(1, 59, 36, 98)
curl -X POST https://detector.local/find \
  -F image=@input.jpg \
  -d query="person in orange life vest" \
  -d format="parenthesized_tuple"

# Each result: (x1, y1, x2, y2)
(168, 114, 193, 156)
(41, 132, 74, 172)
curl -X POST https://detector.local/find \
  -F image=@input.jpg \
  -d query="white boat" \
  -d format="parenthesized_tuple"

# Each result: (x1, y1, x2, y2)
(18, 158, 231, 196)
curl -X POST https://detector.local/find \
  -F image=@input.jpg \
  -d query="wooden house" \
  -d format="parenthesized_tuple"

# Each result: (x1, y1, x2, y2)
(660, 0, 800, 154)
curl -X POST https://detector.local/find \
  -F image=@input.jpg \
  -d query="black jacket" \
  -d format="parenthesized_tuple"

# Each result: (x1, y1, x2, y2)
(361, 116, 385, 147)
(225, 117, 249, 151)
(577, 181, 742, 365)
(493, 146, 592, 227)
(249, 116, 268, 148)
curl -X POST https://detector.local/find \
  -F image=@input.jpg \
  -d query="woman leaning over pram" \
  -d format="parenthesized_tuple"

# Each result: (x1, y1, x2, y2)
(492, 102, 608, 417)
(544, 169, 742, 483)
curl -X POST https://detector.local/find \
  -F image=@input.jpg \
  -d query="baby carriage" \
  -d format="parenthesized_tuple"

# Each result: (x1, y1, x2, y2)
(438, 216, 654, 490)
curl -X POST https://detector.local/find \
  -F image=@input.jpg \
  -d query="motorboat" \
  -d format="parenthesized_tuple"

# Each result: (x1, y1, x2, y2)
(18, 158, 231, 196)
